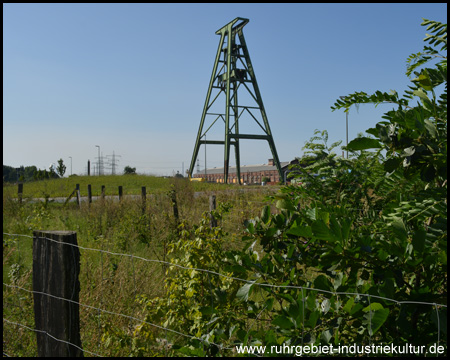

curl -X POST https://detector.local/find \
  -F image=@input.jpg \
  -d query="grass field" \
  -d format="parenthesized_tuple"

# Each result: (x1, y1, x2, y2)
(3, 175, 278, 356)
(2, 174, 252, 198)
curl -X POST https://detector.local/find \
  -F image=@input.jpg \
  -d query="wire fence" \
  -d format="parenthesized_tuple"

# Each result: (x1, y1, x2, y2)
(3, 231, 447, 357)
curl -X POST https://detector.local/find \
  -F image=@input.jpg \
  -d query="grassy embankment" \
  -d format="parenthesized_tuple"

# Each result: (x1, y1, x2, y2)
(3, 174, 241, 199)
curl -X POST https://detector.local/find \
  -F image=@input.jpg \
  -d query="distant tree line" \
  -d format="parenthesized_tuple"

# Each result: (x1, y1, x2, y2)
(3, 165, 59, 183)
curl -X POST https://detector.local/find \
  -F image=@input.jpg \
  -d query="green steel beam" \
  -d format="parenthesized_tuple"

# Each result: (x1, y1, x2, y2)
(189, 29, 226, 179)
(223, 19, 233, 184)
(237, 30, 283, 180)
(229, 134, 270, 140)
(189, 18, 282, 183)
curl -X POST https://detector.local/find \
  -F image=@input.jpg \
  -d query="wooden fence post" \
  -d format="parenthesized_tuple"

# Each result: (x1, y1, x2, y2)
(118, 186, 123, 201)
(87, 184, 92, 205)
(75, 184, 81, 208)
(64, 188, 77, 206)
(18, 183, 23, 204)
(141, 186, 146, 214)
(32, 231, 83, 357)
(209, 195, 217, 228)
(170, 189, 179, 223)
(101, 185, 105, 200)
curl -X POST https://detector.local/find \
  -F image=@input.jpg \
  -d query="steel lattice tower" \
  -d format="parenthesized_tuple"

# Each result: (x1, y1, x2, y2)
(189, 18, 282, 184)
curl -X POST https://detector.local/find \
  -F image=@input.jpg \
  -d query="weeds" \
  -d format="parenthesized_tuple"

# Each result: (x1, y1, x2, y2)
(3, 178, 275, 356)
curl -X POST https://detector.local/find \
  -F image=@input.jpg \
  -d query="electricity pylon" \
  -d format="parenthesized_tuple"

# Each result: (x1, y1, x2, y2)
(189, 17, 282, 184)
(106, 151, 121, 175)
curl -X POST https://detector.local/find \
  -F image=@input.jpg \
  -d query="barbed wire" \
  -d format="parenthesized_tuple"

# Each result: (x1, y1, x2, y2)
(3, 318, 102, 357)
(6, 279, 444, 358)
(3, 283, 233, 353)
(3, 232, 447, 308)
(3, 232, 447, 357)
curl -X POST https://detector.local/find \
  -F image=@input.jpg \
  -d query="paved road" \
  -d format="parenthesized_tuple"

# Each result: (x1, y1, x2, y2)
(14, 187, 278, 204)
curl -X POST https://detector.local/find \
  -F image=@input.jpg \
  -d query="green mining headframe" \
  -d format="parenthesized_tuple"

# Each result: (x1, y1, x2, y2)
(189, 18, 282, 184)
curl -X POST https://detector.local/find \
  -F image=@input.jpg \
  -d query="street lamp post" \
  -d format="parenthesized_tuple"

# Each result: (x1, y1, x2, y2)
(95, 145, 100, 176)
(345, 111, 349, 159)
(69, 156, 72, 176)
(339, 96, 349, 159)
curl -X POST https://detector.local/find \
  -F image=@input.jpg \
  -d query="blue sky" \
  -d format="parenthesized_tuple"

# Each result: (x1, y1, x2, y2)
(3, 3, 447, 176)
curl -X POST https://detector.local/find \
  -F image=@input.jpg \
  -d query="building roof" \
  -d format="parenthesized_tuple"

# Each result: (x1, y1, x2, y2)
(199, 161, 291, 175)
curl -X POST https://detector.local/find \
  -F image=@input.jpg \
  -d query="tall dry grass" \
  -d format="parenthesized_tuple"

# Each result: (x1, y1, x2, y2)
(3, 177, 277, 356)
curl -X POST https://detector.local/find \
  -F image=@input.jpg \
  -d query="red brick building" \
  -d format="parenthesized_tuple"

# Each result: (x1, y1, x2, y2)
(193, 159, 297, 184)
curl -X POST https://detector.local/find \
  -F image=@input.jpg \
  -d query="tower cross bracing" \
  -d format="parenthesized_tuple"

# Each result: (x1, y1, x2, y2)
(189, 17, 282, 184)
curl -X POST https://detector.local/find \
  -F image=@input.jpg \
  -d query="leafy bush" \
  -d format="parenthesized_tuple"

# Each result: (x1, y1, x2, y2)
(134, 204, 248, 356)
(228, 18, 447, 351)
(140, 18, 447, 356)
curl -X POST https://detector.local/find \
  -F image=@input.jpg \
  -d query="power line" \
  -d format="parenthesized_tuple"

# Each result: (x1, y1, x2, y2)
(105, 151, 121, 175)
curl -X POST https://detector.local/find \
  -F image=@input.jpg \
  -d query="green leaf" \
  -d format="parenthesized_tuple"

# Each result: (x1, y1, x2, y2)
(363, 302, 385, 312)
(329, 216, 345, 244)
(412, 230, 426, 254)
(289, 267, 296, 281)
(413, 89, 434, 110)
(265, 330, 278, 346)
(413, 88, 429, 101)
(305, 207, 318, 221)
(321, 299, 331, 314)
(321, 329, 333, 344)
(314, 275, 333, 292)
(306, 292, 317, 311)
(287, 303, 300, 319)
(402, 146, 415, 157)
(347, 137, 382, 150)
(350, 303, 365, 317)
(287, 244, 295, 258)
(236, 282, 254, 302)
(417, 73, 433, 91)
(236, 329, 247, 342)
(247, 221, 255, 234)
(384, 158, 402, 173)
(378, 277, 395, 300)
(199, 306, 216, 315)
(364, 308, 390, 336)
(264, 297, 275, 311)
(176, 346, 206, 357)
(366, 127, 379, 137)
(424, 119, 437, 138)
(312, 220, 333, 241)
(306, 310, 320, 328)
(391, 218, 407, 242)
(261, 205, 270, 224)
(287, 224, 313, 238)
(277, 293, 296, 303)
(276, 199, 295, 211)
(186, 288, 195, 298)
(333, 272, 345, 290)
(272, 315, 295, 330)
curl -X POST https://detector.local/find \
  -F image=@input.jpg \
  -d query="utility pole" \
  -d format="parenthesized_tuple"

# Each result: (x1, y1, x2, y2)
(106, 151, 121, 175)
(95, 145, 101, 176)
